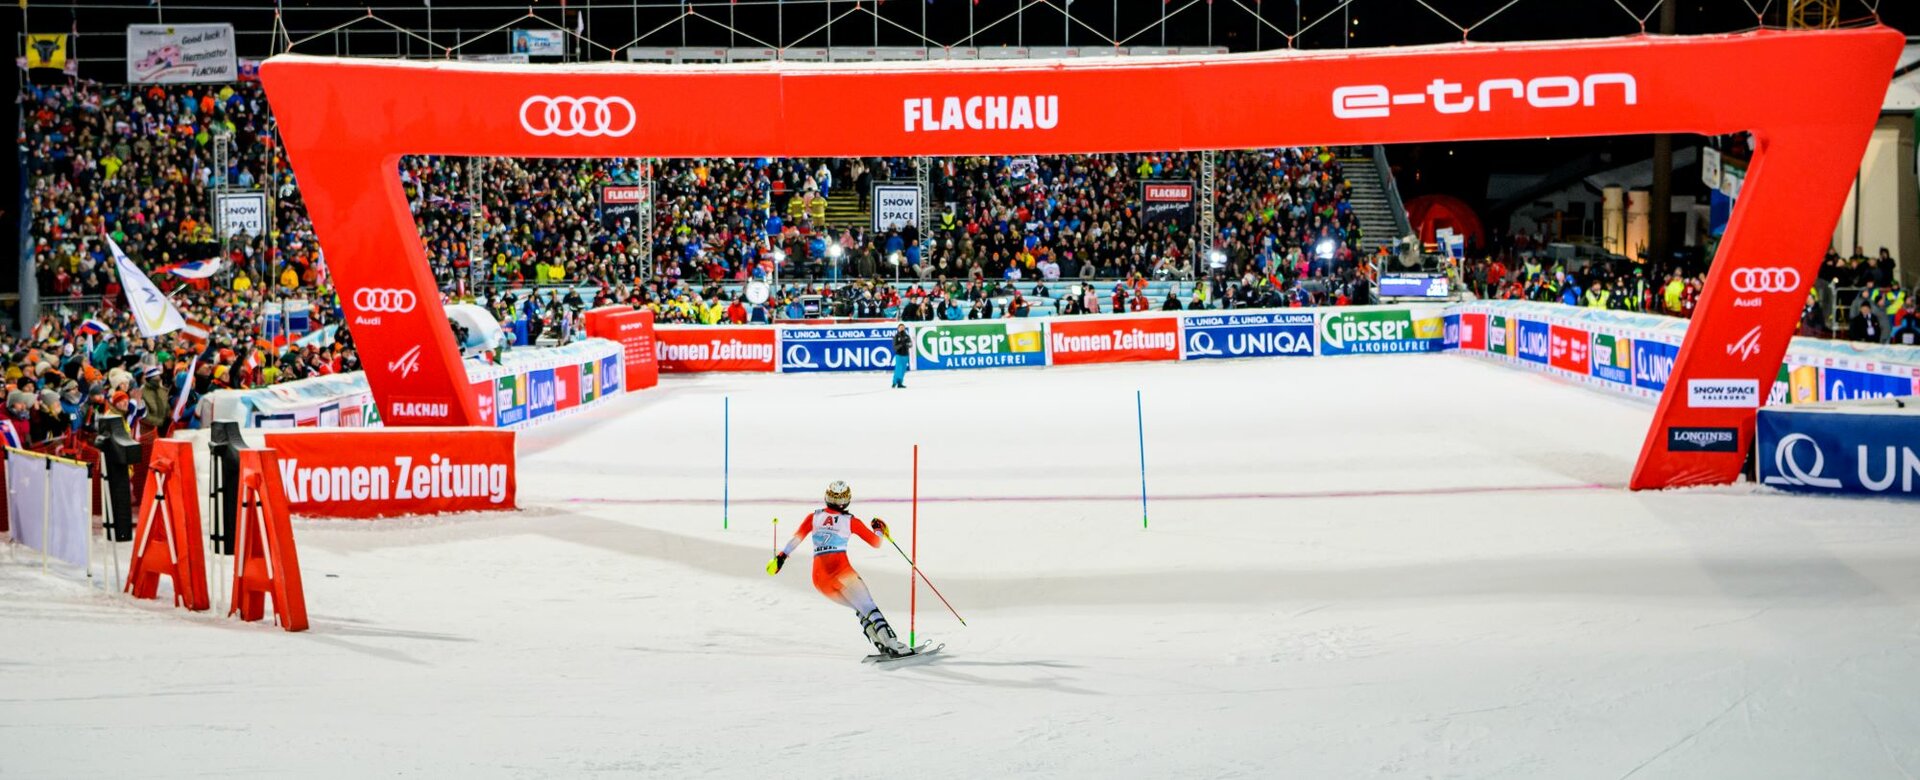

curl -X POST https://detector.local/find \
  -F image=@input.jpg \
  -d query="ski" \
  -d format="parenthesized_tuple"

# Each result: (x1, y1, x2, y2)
(862, 643, 943, 664)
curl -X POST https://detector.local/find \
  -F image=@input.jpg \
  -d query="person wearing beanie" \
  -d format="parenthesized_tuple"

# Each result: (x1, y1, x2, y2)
(32, 389, 70, 445)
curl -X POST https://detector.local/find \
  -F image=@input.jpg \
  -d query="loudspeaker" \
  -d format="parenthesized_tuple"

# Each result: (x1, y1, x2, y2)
(93, 415, 140, 542)
(207, 420, 245, 555)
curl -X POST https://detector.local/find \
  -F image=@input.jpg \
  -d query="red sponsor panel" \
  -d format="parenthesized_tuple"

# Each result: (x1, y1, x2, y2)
(554, 364, 582, 411)
(259, 429, 517, 518)
(654, 326, 777, 373)
(470, 379, 497, 426)
(1048, 317, 1181, 366)
(259, 28, 1902, 488)
(588, 306, 659, 390)
(1548, 325, 1590, 374)
(1460, 313, 1488, 352)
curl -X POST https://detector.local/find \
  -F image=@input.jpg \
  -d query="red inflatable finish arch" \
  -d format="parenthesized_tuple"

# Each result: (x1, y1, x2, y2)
(260, 27, 1902, 490)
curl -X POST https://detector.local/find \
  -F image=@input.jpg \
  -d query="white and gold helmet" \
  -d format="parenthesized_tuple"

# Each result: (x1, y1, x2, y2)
(825, 480, 852, 511)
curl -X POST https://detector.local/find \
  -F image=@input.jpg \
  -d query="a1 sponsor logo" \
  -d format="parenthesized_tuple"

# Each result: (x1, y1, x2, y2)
(1667, 426, 1739, 452)
(1687, 378, 1761, 408)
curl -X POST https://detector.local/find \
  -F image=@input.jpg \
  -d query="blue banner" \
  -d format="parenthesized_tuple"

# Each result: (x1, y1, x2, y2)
(1821, 367, 1914, 401)
(527, 368, 557, 419)
(1181, 312, 1315, 360)
(1517, 319, 1550, 364)
(779, 326, 897, 373)
(1442, 313, 1461, 350)
(1757, 407, 1920, 499)
(599, 353, 622, 395)
(1632, 339, 1678, 392)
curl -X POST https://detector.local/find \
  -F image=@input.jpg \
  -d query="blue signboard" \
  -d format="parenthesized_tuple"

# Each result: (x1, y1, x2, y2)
(1181, 312, 1316, 360)
(1821, 367, 1913, 401)
(1442, 313, 1461, 350)
(527, 368, 557, 420)
(1757, 407, 1920, 499)
(1516, 319, 1551, 364)
(599, 353, 623, 395)
(1632, 339, 1678, 392)
(779, 327, 897, 373)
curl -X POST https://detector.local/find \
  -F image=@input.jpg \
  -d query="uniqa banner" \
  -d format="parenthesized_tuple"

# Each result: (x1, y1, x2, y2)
(912, 321, 1044, 370)
(1756, 406, 1920, 499)
(779, 326, 897, 373)
(260, 428, 517, 518)
(1180, 312, 1315, 360)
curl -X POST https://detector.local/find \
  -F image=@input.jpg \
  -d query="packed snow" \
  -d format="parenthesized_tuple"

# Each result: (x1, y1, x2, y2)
(4, 353, 1919, 778)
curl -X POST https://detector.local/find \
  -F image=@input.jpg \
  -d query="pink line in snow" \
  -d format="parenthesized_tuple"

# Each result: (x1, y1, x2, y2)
(560, 483, 1614, 506)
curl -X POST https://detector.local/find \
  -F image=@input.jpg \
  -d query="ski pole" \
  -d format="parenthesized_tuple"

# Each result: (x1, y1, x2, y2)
(880, 531, 966, 627)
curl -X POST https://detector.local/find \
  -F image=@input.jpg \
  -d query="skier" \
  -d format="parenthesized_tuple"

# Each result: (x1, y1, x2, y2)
(767, 481, 913, 657)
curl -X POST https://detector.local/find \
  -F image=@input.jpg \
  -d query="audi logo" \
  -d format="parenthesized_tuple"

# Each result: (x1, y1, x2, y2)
(1729, 267, 1800, 293)
(353, 288, 418, 313)
(519, 95, 637, 138)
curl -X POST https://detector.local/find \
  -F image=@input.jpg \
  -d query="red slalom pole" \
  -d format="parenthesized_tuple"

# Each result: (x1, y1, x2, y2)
(910, 444, 918, 647)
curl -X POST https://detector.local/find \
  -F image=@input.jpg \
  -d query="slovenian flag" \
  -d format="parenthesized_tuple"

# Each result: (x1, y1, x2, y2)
(79, 318, 110, 335)
(156, 257, 224, 280)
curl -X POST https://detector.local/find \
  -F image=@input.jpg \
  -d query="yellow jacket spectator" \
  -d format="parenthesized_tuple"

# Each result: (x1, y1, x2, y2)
(233, 271, 252, 292)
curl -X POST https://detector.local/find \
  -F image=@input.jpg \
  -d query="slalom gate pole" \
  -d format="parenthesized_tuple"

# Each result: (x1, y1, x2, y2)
(883, 533, 965, 627)
(772, 517, 778, 552)
(910, 444, 919, 647)
(723, 396, 730, 531)
(1136, 390, 1148, 529)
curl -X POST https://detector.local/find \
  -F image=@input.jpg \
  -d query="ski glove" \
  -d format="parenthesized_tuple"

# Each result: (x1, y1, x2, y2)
(766, 552, 787, 575)
(872, 518, 889, 538)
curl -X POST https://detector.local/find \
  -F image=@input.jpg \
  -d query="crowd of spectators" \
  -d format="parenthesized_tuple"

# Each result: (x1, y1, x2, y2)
(26, 73, 1907, 444)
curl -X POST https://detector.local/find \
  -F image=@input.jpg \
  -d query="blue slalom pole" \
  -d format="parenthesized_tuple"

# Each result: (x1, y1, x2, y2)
(724, 396, 730, 530)
(1136, 390, 1148, 529)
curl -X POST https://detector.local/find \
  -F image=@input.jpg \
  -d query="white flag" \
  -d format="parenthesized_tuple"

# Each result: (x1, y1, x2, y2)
(106, 233, 187, 338)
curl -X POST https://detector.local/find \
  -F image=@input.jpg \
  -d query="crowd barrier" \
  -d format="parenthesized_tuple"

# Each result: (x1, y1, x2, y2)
(1756, 399, 1920, 500)
(653, 304, 1454, 373)
(201, 338, 629, 429)
(1452, 301, 1920, 406)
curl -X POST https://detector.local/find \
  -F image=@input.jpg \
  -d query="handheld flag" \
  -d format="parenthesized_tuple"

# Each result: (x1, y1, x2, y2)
(106, 233, 188, 338)
(156, 257, 224, 280)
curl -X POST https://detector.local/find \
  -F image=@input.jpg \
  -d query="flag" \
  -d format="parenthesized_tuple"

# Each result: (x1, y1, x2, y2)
(182, 318, 211, 348)
(156, 257, 224, 279)
(25, 34, 67, 70)
(0, 419, 21, 449)
(106, 232, 188, 338)
(172, 344, 214, 423)
(78, 318, 110, 336)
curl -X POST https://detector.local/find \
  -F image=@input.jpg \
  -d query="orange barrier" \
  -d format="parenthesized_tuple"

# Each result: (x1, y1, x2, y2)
(124, 439, 210, 611)
(229, 449, 308, 632)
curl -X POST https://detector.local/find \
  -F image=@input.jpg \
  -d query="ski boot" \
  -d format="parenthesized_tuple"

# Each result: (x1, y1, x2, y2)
(860, 610, 911, 657)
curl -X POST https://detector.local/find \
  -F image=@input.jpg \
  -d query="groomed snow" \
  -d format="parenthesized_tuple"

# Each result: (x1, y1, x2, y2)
(4, 353, 1919, 778)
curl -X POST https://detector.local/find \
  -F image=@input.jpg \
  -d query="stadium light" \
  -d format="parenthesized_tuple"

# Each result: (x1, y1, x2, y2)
(826, 245, 844, 260)
(888, 251, 903, 266)
(1315, 239, 1335, 260)
(1208, 250, 1227, 268)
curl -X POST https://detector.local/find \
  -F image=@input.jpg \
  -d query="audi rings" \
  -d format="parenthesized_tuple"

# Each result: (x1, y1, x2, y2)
(353, 287, 417, 313)
(519, 95, 637, 138)
(1729, 267, 1800, 293)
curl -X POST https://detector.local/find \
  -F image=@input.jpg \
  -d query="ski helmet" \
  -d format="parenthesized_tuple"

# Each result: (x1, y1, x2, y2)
(825, 480, 852, 510)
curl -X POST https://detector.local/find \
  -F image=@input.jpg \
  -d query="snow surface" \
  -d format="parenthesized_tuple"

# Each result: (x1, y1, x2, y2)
(5, 353, 1920, 778)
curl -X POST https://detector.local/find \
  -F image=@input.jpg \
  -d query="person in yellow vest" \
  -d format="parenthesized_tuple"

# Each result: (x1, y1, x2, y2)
(1663, 273, 1685, 315)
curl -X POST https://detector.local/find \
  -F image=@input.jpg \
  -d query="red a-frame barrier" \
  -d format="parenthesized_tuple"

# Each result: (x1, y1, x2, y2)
(260, 28, 1902, 489)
